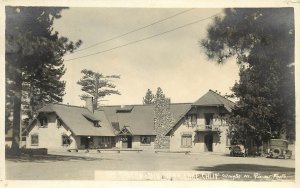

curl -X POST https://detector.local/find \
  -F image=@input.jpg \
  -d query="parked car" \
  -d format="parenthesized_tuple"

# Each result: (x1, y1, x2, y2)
(267, 139, 292, 159)
(229, 144, 247, 157)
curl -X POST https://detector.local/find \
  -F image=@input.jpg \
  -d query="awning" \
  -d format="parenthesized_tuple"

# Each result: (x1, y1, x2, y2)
(195, 129, 219, 132)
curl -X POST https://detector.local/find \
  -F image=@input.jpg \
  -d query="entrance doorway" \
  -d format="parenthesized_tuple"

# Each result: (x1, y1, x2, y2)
(204, 133, 213, 152)
(121, 136, 132, 148)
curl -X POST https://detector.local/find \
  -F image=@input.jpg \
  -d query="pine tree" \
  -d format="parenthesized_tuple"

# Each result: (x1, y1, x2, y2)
(77, 69, 121, 109)
(142, 89, 155, 104)
(5, 7, 82, 154)
(201, 8, 295, 148)
(21, 60, 67, 126)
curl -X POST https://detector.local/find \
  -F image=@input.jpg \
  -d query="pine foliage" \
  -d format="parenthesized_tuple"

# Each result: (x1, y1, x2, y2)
(77, 69, 121, 109)
(201, 8, 295, 147)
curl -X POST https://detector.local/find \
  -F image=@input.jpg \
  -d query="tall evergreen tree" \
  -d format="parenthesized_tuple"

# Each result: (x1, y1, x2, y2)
(142, 89, 155, 104)
(77, 69, 121, 109)
(201, 8, 295, 148)
(5, 7, 81, 154)
(21, 52, 68, 126)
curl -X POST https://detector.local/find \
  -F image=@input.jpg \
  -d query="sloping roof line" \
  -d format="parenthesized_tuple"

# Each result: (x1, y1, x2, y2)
(192, 89, 235, 112)
(165, 90, 235, 136)
(101, 103, 192, 136)
(37, 104, 115, 136)
(165, 106, 192, 136)
(118, 126, 133, 135)
(30, 90, 234, 137)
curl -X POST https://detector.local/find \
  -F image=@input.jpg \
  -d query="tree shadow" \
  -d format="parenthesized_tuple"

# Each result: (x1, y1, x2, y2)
(194, 164, 295, 172)
(5, 154, 109, 163)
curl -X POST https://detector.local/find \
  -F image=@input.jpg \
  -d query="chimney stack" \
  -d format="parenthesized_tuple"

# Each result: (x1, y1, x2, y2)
(85, 97, 94, 113)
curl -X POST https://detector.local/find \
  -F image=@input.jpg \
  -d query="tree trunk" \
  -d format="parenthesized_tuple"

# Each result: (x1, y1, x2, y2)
(10, 70, 22, 155)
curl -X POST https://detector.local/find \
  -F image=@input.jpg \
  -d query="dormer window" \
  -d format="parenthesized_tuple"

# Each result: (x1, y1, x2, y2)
(39, 117, 48, 128)
(94, 121, 100, 127)
(82, 113, 101, 127)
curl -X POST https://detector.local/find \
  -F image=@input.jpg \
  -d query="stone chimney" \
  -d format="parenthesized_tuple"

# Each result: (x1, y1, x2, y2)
(85, 97, 94, 113)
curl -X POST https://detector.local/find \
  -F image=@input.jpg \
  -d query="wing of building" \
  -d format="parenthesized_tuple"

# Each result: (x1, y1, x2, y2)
(24, 90, 235, 153)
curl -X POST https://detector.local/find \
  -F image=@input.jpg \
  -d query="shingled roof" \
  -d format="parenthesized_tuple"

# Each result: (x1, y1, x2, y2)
(101, 103, 191, 135)
(192, 89, 235, 112)
(29, 90, 234, 137)
(37, 104, 115, 136)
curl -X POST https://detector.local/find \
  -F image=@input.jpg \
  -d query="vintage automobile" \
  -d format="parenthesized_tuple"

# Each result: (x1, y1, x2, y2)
(267, 139, 292, 159)
(229, 144, 247, 157)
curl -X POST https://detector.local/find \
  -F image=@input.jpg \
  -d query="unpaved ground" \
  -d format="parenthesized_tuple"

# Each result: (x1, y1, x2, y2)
(5, 151, 295, 180)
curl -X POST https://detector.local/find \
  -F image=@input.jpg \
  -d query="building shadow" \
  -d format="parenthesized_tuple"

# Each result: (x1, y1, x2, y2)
(5, 154, 104, 163)
(194, 164, 295, 172)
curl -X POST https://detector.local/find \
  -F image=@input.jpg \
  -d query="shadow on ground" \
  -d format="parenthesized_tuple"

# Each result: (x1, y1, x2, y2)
(194, 164, 295, 172)
(5, 154, 105, 163)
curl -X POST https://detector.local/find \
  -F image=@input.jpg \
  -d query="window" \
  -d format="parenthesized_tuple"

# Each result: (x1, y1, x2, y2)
(140, 136, 151, 145)
(191, 114, 197, 126)
(39, 117, 48, 127)
(94, 121, 100, 127)
(31, 134, 39, 146)
(181, 134, 192, 147)
(204, 113, 214, 126)
(62, 135, 71, 146)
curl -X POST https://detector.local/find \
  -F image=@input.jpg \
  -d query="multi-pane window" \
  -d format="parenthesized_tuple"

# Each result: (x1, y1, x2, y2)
(181, 134, 192, 147)
(31, 134, 39, 146)
(140, 136, 151, 145)
(185, 114, 197, 127)
(62, 135, 71, 146)
(100, 137, 111, 143)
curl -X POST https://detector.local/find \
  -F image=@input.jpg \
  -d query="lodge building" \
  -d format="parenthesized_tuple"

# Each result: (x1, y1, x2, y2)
(24, 90, 235, 153)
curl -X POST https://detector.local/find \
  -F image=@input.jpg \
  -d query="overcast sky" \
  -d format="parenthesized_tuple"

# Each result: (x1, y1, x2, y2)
(53, 8, 240, 106)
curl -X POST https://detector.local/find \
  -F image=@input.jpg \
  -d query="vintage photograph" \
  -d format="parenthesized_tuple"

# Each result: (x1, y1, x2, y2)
(4, 5, 295, 182)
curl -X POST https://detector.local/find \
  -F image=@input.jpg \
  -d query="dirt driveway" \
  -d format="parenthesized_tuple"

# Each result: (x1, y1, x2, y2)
(5, 151, 295, 180)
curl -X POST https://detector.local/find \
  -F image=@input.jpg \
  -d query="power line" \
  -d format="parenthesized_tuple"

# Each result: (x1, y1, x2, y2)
(64, 12, 222, 62)
(67, 8, 195, 54)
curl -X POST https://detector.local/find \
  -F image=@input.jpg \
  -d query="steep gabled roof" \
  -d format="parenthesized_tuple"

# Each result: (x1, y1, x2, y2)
(28, 90, 234, 137)
(37, 104, 115, 136)
(193, 89, 235, 112)
(102, 103, 191, 135)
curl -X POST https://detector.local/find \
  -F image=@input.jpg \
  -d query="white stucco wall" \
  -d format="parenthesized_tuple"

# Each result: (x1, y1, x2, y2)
(26, 113, 78, 150)
(169, 108, 230, 153)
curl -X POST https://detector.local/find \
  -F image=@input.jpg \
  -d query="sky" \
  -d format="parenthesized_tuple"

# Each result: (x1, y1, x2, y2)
(53, 8, 240, 106)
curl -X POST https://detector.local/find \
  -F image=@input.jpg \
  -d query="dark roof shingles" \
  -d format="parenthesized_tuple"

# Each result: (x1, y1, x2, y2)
(39, 104, 115, 136)
(102, 103, 191, 135)
(193, 90, 235, 112)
